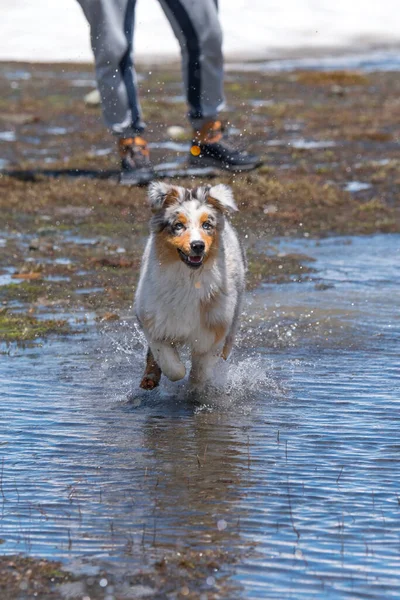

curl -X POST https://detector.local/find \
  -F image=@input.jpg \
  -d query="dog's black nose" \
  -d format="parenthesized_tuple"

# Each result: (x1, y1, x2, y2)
(190, 240, 205, 254)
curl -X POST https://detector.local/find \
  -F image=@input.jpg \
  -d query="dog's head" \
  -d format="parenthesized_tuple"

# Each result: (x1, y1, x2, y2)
(148, 182, 237, 269)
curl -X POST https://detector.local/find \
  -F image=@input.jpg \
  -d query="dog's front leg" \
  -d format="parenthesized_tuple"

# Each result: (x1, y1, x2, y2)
(140, 347, 162, 390)
(148, 339, 186, 382)
(189, 349, 220, 386)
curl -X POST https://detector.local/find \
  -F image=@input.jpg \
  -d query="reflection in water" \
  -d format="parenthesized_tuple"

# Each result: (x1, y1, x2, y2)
(142, 411, 252, 549)
(0, 234, 399, 598)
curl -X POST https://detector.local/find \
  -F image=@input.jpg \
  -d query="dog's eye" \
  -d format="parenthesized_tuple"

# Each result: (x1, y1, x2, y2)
(174, 222, 184, 232)
(202, 221, 213, 231)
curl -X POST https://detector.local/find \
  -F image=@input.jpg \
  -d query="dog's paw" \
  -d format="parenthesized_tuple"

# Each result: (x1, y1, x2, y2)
(140, 375, 160, 390)
(165, 362, 186, 382)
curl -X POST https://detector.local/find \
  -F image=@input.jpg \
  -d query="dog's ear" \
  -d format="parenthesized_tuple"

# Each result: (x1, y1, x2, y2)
(207, 184, 238, 214)
(148, 182, 182, 212)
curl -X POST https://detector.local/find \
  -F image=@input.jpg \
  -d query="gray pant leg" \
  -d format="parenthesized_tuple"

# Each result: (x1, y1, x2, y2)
(158, 0, 225, 129)
(77, 0, 145, 136)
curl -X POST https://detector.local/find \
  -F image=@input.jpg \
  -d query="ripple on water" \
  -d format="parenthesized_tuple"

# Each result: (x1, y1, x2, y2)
(0, 234, 399, 599)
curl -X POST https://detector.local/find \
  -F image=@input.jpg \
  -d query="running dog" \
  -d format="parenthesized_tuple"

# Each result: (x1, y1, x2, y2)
(135, 182, 246, 389)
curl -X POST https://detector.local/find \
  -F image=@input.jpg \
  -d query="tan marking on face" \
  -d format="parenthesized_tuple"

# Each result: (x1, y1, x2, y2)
(199, 211, 210, 225)
(176, 213, 188, 226)
(163, 211, 208, 256)
(195, 210, 218, 262)
(154, 233, 180, 265)
(155, 229, 191, 265)
(200, 229, 213, 254)
(155, 207, 219, 266)
(203, 228, 219, 263)
(166, 229, 192, 254)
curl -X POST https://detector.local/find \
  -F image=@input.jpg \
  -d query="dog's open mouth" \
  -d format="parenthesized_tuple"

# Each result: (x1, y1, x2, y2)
(178, 249, 204, 268)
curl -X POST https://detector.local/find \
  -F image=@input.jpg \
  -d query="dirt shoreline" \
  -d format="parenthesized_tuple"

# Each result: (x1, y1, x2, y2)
(0, 548, 245, 600)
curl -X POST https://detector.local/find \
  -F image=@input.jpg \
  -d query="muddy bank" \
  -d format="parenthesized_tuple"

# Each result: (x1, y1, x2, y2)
(1, 62, 400, 236)
(0, 549, 242, 600)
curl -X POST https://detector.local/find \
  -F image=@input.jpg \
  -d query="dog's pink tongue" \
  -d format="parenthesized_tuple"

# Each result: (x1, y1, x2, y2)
(190, 256, 202, 263)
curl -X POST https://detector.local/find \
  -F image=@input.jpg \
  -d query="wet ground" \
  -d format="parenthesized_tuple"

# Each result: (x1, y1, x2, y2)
(0, 59, 400, 598)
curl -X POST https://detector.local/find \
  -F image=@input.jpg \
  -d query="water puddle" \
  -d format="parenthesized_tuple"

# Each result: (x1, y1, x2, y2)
(0, 272, 18, 286)
(4, 69, 31, 81)
(74, 286, 105, 295)
(70, 79, 97, 88)
(87, 147, 112, 158)
(1, 234, 399, 598)
(149, 140, 190, 152)
(163, 94, 186, 104)
(45, 127, 69, 136)
(19, 135, 42, 145)
(344, 181, 372, 193)
(228, 49, 400, 73)
(249, 99, 275, 108)
(284, 120, 304, 132)
(292, 139, 336, 150)
(63, 235, 100, 246)
(267, 138, 336, 150)
(0, 131, 16, 142)
(44, 275, 71, 283)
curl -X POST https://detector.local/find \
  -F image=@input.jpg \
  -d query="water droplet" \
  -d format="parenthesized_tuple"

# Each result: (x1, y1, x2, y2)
(217, 519, 227, 531)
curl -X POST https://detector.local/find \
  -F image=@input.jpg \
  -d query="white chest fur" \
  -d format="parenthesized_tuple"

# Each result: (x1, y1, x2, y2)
(136, 239, 229, 348)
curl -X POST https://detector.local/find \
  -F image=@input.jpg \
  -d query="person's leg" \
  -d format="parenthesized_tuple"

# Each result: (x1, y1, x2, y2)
(158, 0, 260, 172)
(77, 0, 145, 136)
(158, 0, 224, 129)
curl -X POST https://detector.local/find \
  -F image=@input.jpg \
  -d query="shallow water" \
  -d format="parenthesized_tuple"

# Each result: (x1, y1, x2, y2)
(228, 49, 400, 73)
(344, 182, 372, 193)
(1, 234, 399, 598)
(266, 138, 336, 150)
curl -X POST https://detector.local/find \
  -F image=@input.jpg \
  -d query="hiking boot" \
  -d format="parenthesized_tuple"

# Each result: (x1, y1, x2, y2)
(189, 121, 261, 172)
(118, 136, 154, 182)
